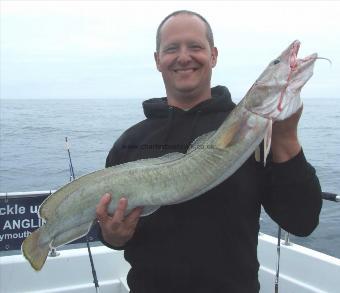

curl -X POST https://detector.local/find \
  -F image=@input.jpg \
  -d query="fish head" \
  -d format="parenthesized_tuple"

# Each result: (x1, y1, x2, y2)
(245, 40, 317, 120)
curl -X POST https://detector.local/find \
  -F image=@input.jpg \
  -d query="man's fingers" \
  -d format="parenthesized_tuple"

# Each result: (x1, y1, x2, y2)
(97, 195, 141, 237)
(112, 197, 128, 223)
(96, 193, 112, 222)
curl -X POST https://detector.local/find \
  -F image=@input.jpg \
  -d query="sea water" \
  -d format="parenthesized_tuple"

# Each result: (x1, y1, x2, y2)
(0, 98, 339, 258)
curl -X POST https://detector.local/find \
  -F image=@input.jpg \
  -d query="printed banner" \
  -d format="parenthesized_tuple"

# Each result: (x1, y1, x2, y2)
(0, 193, 98, 251)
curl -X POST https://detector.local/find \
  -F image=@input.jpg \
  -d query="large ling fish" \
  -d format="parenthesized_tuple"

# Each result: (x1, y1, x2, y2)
(22, 40, 318, 271)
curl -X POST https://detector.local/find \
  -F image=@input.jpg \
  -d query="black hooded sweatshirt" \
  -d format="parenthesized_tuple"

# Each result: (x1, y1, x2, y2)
(102, 86, 322, 293)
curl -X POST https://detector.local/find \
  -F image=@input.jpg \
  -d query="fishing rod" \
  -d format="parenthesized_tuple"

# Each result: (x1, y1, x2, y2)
(274, 226, 282, 293)
(65, 137, 100, 293)
(65, 137, 75, 182)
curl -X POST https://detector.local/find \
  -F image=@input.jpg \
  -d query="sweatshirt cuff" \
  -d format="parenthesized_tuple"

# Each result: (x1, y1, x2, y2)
(267, 149, 315, 185)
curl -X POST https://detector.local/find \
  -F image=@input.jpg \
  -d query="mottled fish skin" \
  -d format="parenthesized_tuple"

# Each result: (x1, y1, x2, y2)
(22, 40, 317, 271)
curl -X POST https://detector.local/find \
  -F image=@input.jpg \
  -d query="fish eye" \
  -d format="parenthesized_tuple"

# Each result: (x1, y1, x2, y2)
(273, 59, 280, 65)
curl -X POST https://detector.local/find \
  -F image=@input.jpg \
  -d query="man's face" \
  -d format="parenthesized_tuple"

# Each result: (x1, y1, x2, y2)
(154, 14, 218, 99)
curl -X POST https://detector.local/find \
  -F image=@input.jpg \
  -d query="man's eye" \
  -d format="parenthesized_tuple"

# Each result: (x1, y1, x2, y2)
(164, 47, 177, 53)
(190, 45, 202, 50)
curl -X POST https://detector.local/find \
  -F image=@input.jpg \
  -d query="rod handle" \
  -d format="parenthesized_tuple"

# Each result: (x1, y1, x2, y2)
(322, 192, 339, 202)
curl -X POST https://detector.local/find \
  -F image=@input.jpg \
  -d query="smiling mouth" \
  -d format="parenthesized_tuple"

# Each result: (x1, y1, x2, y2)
(173, 68, 197, 73)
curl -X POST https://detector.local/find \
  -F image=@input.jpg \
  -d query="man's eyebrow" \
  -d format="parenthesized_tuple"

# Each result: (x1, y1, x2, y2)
(163, 41, 203, 48)
(188, 41, 203, 46)
(163, 42, 179, 48)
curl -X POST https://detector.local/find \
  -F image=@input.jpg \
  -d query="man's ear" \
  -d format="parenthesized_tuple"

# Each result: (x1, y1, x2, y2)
(154, 52, 161, 72)
(211, 47, 218, 68)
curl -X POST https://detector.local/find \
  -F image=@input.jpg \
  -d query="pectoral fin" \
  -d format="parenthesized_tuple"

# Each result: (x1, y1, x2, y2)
(140, 206, 161, 216)
(263, 120, 272, 166)
(215, 121, 242, 149)
(255, 146, 261, 162)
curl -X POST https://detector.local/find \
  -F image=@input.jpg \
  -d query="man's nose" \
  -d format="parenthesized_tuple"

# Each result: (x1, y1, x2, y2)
(177, 47, 191, 64)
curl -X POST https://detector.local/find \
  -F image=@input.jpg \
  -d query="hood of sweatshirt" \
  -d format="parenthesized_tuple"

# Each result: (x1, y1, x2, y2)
(142, 85, 235, 119)
(105, 85, 236, 165)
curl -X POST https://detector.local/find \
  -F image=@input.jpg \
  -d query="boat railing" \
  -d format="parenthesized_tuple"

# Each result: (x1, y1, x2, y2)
(281, 191, 339, 247)
(0, 190, 56, 199)
(0, 190, 338, 254)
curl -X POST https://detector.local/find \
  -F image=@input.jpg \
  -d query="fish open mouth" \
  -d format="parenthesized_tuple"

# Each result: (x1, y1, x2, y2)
(291, 40, 326, 68)
(277, 40, 301, 112)
(290, 40, 300, 70)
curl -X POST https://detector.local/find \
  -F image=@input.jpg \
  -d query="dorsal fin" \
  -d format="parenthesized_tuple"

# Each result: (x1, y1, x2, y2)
(125, 152, 185, 168)
(39, 168, 110, 220)
(39, 152, 185, 219)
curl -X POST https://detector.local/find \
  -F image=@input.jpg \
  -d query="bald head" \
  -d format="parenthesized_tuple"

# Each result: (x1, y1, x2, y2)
(156, 10, 214, 52)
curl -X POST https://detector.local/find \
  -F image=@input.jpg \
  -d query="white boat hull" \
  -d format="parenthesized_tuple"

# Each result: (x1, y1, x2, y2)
(1, 233, 340, 293)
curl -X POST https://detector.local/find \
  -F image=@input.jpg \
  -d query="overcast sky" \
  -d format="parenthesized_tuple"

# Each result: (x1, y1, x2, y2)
(1, 1, 339, 101)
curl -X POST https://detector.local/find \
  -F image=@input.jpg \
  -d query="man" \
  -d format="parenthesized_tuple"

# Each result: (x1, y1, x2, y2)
(96, 10, 322, 292)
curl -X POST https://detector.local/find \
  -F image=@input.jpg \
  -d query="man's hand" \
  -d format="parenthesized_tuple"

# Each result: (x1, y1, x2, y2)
(96, 193, 143, 248)
(271, 106, 303, 163)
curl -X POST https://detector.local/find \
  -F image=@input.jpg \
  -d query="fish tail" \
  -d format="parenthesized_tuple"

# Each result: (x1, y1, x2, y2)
(22, 227, 51, 271)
